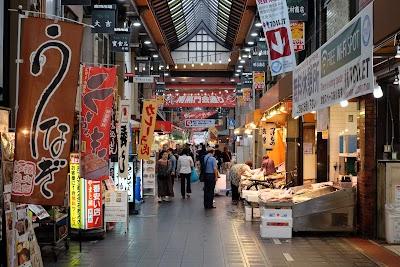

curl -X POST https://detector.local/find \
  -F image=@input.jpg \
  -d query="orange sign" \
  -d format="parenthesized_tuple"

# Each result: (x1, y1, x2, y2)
(291, 22, 305, 52)
(243, 88, 252, 102)
(85, 180, 102, 229)
(253, 72, 265, 91)
(238, 96, 245, 107)
(138, 100, 158, 160)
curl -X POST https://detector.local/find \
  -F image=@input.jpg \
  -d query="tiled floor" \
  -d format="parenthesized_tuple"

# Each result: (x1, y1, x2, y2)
(44, 181, 399, 267)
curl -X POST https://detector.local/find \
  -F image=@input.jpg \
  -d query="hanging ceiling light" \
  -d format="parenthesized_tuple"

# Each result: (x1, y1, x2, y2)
(248, 53, 252, 59)
(134, 66, 138, 71)
(201, 61, 204, 66)
(255, 19, 262, 27)
(132, 17, 141, 27)
(144, 40, 151, 45)
(340, 100, 349, 107)
(394, 75, 399, 85)
(251, 32, 258, 37)
(150, 65, 154, 71)
(175, 64, 178, 69)
(240, 59, 245, 63)
(373, 82, 383, 98)
(248, 41, 254, 45)
(228, 57, 231, 62)
(166, 65, 170, 70)
(183, 64, 186, 68)
(219, 54, 222, 64)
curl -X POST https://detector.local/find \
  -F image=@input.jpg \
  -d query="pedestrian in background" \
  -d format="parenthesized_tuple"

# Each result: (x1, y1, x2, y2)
(177, 149, 194, 198)
(203, 149, 218, 209)
(156, 151, 171, 202)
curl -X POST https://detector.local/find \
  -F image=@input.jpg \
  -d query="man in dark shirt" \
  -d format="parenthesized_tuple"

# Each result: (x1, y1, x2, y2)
(214, 144, 222, 172)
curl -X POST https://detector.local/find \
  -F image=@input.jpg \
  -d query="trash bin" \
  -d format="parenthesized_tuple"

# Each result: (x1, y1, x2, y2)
(385, 203, 400, 244)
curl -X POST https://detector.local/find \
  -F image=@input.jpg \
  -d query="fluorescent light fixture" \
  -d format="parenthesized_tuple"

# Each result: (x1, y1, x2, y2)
(164, 73, 169, 76)
(200, 90, 204, 92)
(242, 54, 248, 58)
(311, 111, 316, 114)
(235, 73, 240, 76)
(373, 83, 383, 98)
(175, 89, 179, 92)
(171, 78, 176, 81)
(236, 69, 242, 72)
(152, 54, 158, 58)
(251, 32, 258, 37)
(201, 79, 205, 82)
(225, 90, 228, 93)
(255, 19, 262, 27)
(240, 60, 245, 63)
(394, 75, 399, 85)
(245, 48, 251, 52)
(144, 40, 151, 45)
(248, 41, 254, 45)
(133, 18, 141, 27)
(231, 79, 235, 82)
(340, 100, 349, 107)
(238, 65, 243, 68)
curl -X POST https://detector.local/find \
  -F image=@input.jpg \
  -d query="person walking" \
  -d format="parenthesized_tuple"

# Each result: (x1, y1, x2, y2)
(158, 144, 169, 160)
(214, 144, 222, 172)
(167, 148, 177, 197)
(221, 146, 232, 174)
(156, 151, 171, 202)
(203, 149, 218, 209)
(229, 161, 256, 205)
(177, 149, 194, 198)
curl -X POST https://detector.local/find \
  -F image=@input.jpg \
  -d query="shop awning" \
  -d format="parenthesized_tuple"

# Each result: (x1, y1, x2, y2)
(259, 73, 292, 114)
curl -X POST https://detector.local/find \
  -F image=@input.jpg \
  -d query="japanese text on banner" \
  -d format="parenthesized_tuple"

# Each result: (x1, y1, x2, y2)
(138, 100, 158, 160)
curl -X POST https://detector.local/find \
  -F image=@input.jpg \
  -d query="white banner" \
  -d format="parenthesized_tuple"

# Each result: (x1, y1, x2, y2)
(292, 3, 373, 117)
(261, 123, 277, 150)
(256, 0, 296, 76)
(118, 100, 131, 178)
(185, 119, 216, 128)
(113, 162, 135, 202)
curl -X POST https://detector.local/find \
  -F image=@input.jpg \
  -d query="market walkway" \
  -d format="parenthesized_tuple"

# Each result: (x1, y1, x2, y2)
(46, 181, 400, 267)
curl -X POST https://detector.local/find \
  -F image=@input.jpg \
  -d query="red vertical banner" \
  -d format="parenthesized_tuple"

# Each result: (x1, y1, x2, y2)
(12, 17, 83, 205)
(81, 66, 117, 180)
(86, 180, 102, 229)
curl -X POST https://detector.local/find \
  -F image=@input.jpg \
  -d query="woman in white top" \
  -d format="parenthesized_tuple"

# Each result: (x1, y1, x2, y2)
(177, 148, 194, 198)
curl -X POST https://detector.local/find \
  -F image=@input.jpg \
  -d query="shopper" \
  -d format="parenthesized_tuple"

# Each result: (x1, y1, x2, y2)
(158, 144, 169, 160)
(214, 144, 223, 172)
(262, 154, 276, 176)
(156, 151, 171, 202)
(203, 148, 218, 209)
(174, 143, 183, 156)
(177, 148, 194, 198)
(229, 161, 256, 205)
(221, 146, 232, 173)
(167, 148, 177, 196)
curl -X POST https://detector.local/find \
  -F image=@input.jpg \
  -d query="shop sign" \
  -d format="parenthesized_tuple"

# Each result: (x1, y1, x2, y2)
(113, 162, 135, 202)
(155, 82, 165, 94)
(12, 17, 83, 206)
(322, 130, 329, 139)
(84, 180, 102, 229)
(91, 5, 116, 34)
(110, 28, 130, 52)
(251, 56, 268, 72)
(69, 153, 81, 229)
(185, 119, 215, 128)
(291, 22, 305, 52)
(256, 0, 296, 76)
(164, 92, 236, 108)
(253, 72, 266, 91)
(81, 66, 116, 180)
(209, 126, 219, 137)
(118, 100, 131, 177)
(143, 156, 156, 189)
(243, 88, 252, 102)
(156, 95, 164, 110)
(110, 97, 118, 158)
(292, 4, 373, 117)
(237, 96, 245, 108)
(138, 100, 158, 160)
(262, 123, 277, 150)
(62, 0, 91, 5)
(287, 0, 308, 21)
(181, 111, 217, 120)
(256, 41, 269, 61)
(132, 76, 154, 83)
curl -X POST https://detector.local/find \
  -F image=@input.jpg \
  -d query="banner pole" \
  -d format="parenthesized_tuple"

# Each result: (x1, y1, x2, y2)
(78, 65, 83, 253)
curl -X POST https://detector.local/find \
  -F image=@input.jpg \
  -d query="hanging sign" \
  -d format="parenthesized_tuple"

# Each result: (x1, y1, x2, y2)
(132, 76, 154, 83)
(291, 22, 305, 52)
(91, 5, 116, 34)
(164, 92, 236, 108)
(253, 72, 266, 91)
(256, 0, 296, 76)
(243, 88, 252, 102)
(181, 111, 217, 120)
(185, 119, 215, 128)
(118, 100, 131, 177)
(156, 95, 164, 110)
(81, 66, 116, 180)
(262, 123, 277, 150)
(138, 100, 158, 160)
(209, 126, 219, 137)
(155, 82, 165, 94)
(287, 0, 308, 21)
(292, 3, 373, 117)
(110, 28, 130, 52)
(251, 55, 268, 72)
(109, 97, 118, 159)
(69, 153, 81, 229)
(12, 17, 83, 206)
(84, 180, 102, 229)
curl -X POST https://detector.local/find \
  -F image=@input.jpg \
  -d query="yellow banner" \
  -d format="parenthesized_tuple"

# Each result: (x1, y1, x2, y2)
(69, 153, 81, 229)
(209, 126, 218, 137)
(138, 100, 158, 160)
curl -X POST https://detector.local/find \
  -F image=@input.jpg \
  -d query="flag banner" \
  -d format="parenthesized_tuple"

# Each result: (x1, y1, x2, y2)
(253, 72, 266, 90)
(164, 92, 236, 107)
(243, 88, 252, 102)
(256, 0, 296, 76)
(118, 100, 131, 177)
(181, 111, 218, 120)
(12, 17, 83, 205)
(81, 66, 116, 181)
(292, 4, 373, 117)
(291, 22, 305, 52)
(138, 100, 158, 160)
(84, 180, 103, 229)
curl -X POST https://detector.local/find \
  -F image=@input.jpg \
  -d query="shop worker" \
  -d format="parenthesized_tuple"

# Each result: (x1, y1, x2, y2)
(229, 161, 257, 205)
(262, 154, 276, 176)
(203, 148, 218, 209)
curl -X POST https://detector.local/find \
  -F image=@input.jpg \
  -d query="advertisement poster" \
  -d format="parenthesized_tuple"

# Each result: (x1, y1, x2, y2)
(291, 22, 305, 52)
(81, 66, 116, 181)
(138, 100, 158, 160)
(69, 153, 81, 229)
(243, 88, 252, 102)
(256, 0, 296, 76)
(113, 162, 135, 202)
(262, 123, 277, 150)
(85, 180, 102, 229)
(181, 111, 217, 120)
(12, 17, 83, 205)
(164, 92, 236, 107)
(118, 100, 131, 178)
(292, 3, 373, 117)
(253, 72, 266, 91)
(104, 191, 128, 223)
(142, 156, 156, 189)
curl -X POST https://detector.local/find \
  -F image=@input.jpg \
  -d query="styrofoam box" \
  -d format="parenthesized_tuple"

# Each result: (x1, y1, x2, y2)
(260, 216, 293, 228)
(241, 190, 260, 199)
(260, 224, 292, 239)
(262, 208, 292, 218)
(385, 213, 400, 244)
(246, 194, 260, 203)
(245, 206, 260, 221)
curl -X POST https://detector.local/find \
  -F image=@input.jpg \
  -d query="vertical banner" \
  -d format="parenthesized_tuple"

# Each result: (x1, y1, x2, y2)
(109, 97, 118, 159)
(138, 100, 158, 160)
(291, 22, 305, 52)
(156, 95, 164, 110)
(262, 123, 277, 150)
(243, 88, 252, 102)
(69, 153, 81, 229)
(12, 17, 83, 205)
(85, 180, 102, 229)
(253, 72, 266, 90)
(81, 66, 116, 181)
(256, 0, 296, 76)
(118, 100, 131, 178)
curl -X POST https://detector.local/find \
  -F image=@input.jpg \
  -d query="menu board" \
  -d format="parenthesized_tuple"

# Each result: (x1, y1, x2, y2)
(104, 191, 128, 224)
(142, 156, 156, 189)
(113, 162, 135, 202)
